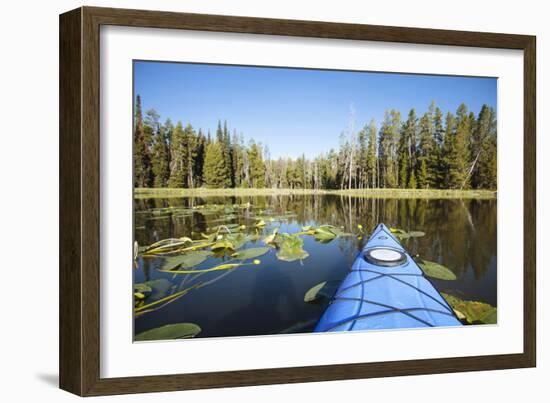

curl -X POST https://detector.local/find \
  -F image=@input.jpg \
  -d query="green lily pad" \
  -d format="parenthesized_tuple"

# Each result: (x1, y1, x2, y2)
(304, 281, 341, 303)
(409, 231, 426, 238)
(441, 293, 497, 324)
(418, 260, 457, 280)
(162, 250, 211, 270)
(231, 247, 270, 260)
(314, 226, 337, 241)
(134, 283, 152, 294)
(224, 233, 250, 250)
(137, 279, 173, 300)
(276, 234, 309, 262)
(211, 239, 235, 251)
(135, 323, 202, 341)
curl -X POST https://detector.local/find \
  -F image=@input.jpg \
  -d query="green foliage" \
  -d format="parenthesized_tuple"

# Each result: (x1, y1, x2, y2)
(441, 293, 497, 324)
(275, 233, 310, 262)
(151, 117, 171, 187)
(378, 110, 401, 188)
(231, 247, 270, 260)
(366, 120, 378, 188)
(162, 250, 211, 270)
(133, 95, 153, 187)
(248, 141, 266, 188)
(408, 169, 417, 189)
(446, 103, 471, 189)
(203, 141, 230, 188)
(134, 95, 496, 191)
(167, 122, 187, 188)
(303, 281, 341, 303)
(417, 259, 457, 280)
(135, 323, 201, 341)
(135, 279, 173, 301)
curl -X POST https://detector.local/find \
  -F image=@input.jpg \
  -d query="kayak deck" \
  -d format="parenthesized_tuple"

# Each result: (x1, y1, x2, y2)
(314, 223, 462, 332)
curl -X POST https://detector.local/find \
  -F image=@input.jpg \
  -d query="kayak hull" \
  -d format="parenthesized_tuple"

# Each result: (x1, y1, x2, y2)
(314, 223, 462, 332)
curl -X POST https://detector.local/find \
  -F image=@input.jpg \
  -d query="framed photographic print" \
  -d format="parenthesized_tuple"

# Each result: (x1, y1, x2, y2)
(59, 6, 536, 396)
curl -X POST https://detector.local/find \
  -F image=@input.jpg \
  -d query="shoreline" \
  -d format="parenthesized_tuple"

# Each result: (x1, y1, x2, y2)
(134, 187, 497, 199)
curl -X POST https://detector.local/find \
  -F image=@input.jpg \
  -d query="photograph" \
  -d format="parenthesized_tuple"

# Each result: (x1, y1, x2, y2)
(132, 61, 498, 341)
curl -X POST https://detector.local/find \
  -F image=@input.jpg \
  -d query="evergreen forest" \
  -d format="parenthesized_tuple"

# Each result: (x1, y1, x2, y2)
(133, 96, 497, 191)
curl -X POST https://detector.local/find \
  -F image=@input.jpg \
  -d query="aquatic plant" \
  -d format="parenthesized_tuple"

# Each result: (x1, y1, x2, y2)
(135, 323, 201, 341)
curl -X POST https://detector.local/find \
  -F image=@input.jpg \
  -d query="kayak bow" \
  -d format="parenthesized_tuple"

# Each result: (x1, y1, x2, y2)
(314, 223, 462, 332)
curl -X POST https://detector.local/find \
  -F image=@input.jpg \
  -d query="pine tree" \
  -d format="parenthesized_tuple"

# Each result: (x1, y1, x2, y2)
(182, 124, 197, 188)
(474, 105, 497, 189)
(398, 109, 417, 188)
(203, 141, 228, 188)
(440, 111, 455, 188)
(417, 109, 435, 188)
(408, 169, 417, 189)
(231, 130, 242, 187)
(432, 106, 445, 187)
(151, 117, 171, 187)
(447, 104, 471, 189)
(378, 110, 400, 188)
(222, 121, 234, 186)
(194, 129, 206, 187)
(357, 126, 368, 189)
(366, 120, 377, 188)
(213, 120, 232, 187)
(167, 122, 186, 188)
(133, 95, 152, 187)
(248, 141, 265, 187)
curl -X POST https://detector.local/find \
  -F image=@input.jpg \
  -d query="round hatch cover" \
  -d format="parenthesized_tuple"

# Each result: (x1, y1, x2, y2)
(364, 247, 407, 267)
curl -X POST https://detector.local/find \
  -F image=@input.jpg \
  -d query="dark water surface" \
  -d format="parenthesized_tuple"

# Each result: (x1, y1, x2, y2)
(133, 195, 497, 338)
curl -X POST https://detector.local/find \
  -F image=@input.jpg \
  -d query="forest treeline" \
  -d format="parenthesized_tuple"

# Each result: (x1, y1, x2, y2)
(134, 96, 497, 190)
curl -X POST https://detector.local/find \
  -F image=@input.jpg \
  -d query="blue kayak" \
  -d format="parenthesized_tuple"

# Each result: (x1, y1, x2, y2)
(314, 223, 462, 332)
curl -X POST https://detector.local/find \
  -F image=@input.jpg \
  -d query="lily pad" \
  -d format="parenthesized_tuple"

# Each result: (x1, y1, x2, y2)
(137, 278, 173, 300)
(314, 226, 337, 241)
(418, 260, 457, 280)
(211, 239, 235, 251)
(225, 233, 250, 250)
(276, 234, 309, 262)
(442, 293, 497, 324)
(409, 231, 426, 238)
(135, 323, 202, 341)
(162, 250, 211, 271)
(134, 283, 152, 294)
(304, 281, 341, 303)
(231, 247, 270, 260)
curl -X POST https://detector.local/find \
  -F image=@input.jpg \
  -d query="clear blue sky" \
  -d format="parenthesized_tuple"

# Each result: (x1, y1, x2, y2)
(134, 61, 497, 159)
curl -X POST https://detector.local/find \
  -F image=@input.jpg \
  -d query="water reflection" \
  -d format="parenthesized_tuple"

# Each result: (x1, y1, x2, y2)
(134, 195, 497, 338)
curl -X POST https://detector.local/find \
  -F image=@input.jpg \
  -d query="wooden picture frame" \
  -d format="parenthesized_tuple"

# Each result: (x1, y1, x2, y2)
(59, 6, 536, 396)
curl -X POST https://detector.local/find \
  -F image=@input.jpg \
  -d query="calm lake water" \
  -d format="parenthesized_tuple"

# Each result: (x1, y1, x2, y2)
(133, 195, 497, 338)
